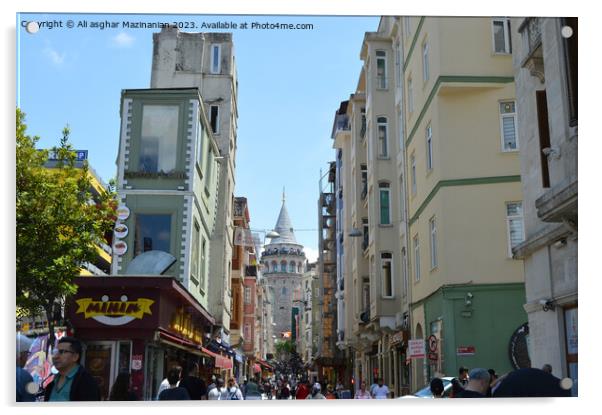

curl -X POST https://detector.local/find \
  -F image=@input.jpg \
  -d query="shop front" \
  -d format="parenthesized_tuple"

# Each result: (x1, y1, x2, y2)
(67, 276, 215, 400)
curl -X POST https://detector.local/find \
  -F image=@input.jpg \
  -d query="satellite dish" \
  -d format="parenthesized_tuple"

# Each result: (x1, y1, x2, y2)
(125, 250, 177, 275)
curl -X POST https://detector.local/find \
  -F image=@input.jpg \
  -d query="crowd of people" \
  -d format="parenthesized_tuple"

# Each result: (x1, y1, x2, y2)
(16, 335, 572, 402)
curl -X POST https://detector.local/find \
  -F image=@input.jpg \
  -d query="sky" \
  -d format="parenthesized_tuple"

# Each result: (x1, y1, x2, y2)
(16, 12, 380, 262)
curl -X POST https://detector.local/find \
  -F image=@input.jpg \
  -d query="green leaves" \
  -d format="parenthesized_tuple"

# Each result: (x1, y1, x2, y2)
(16, 109, 116, 329)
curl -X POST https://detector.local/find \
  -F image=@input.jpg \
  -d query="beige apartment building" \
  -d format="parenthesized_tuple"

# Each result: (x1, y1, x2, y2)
(336, 16, 531, 395)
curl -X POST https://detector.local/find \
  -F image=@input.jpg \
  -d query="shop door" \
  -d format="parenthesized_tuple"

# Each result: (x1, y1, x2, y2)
(144, 345, 164, 401)
(83, 342, 115, 401)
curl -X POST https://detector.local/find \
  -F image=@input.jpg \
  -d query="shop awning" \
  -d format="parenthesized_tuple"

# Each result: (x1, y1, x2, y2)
(201, 347, 233, 369)
(256, 359, 273, 370)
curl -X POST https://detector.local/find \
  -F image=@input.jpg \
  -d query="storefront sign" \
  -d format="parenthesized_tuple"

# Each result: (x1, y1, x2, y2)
(170, 308, 203, 343)
(408, 339, 425, 359)
(113, 240, 127, 256)
(114, 223, 128, 239)
(456, 346, 476, 356)
(116, 205, 130, 221)
(75, 296, 154, 326)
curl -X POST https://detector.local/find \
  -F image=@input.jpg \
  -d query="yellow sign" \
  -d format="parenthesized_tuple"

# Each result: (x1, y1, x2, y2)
(76, 298, 154, 320)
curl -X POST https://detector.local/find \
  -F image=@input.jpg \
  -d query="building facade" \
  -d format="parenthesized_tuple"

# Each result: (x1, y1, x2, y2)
(150, 27, 239, 345)
(510, 17, 578, 395)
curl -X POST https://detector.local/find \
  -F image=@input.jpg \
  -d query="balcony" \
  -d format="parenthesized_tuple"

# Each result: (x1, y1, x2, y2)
(519, 17, 545, 83)
(535, 177, 578, 225)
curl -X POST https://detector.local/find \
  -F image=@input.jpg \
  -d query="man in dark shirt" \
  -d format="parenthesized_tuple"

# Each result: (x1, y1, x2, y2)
(179, 362, 207, 400)
(43, 336, 101, 401)
(455, 368, 490, 398)
(158, 366, 190, 400)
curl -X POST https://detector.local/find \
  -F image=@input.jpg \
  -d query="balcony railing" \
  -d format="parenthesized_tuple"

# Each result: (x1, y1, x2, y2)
(376, 76, 388, 90)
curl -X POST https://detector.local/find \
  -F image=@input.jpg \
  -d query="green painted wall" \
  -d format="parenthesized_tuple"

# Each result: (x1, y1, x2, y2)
(117, 194, 184, 278)
(422, 283, 527, 378)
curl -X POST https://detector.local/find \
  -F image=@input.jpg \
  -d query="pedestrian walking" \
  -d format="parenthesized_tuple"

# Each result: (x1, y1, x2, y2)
(295, 377, 310, 400)
(306, 382, 326, 399)
(244, 375, 263, 400)
(371, 378, 390, 399)
(486, 369, 499, 397)
(226, 378, 244, 400)
(109, 372, 137, 401)
(430, 377, 445, 398)
(16, 333, 36, 402)
(179, 362, 207, 400)
(43, 336, 101, 401)
(449, 378, 464, 398)
(354, 380, 372, 399)
(455, 368, 490, 398)
(208, 378, 226, 400)
(369, 377, 379, 396)
(158, 366, 190, 400)
(325, 384, 337, 399)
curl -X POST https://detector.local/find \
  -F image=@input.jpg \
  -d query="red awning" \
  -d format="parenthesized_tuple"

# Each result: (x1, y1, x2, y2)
(256, 359, 273, 370)
(201, 347, 232, 369)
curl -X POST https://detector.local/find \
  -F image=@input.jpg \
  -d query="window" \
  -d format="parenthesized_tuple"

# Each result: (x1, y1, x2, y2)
(210, 105, 220, 134)
(134, 214, 172, 255)
(376, 50, 387, 89)
(536, 91, 551, 188)
(377, 117, 388, 157)
(492, 18, 512, 54)
(243, 324, 251, 340)
(429, 217, 438, 269)
(289, 262, 296, 273)
(244, 287, 251, 304)
(562, 17, 578, 127)
(381, 253, 393, 298)
(210, 44, 221, 74)
(281, 261, 287, 273)
(282, 286, 287, 295)
(401, 247, 408, 297)
(395, 41, 402, 87)
(506, 202, 525, 256)
(191, 221, 200, 284)
(426, 124, 433, 170)
(407, 77, 414, 113)
(410, 154, 417, 195)
(360, 108, 367, 140)
(422, 40, 429, 82)
(413, 235, 421, 282)
(361, 164, 368, 199)
(200, 238, 207, 290)
(204, 148, 214, 195)
(361, 278, 370, 312)
(500, 101, 518, 151)
(404, 16, 411, 38)
(379, 182, 391, 225)
(271, 261, 277, 272)
(362, 217, 369, 250)
(140, 105, 179, 173)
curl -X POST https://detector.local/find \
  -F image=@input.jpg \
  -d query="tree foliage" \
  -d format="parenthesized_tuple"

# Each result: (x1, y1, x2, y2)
(16, 108, 116, 343)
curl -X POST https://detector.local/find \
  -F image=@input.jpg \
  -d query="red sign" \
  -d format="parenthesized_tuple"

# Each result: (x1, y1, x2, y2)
(456, 346, 476, 356)
(428, 335, 437, 352)
(428, 352, 438, 361)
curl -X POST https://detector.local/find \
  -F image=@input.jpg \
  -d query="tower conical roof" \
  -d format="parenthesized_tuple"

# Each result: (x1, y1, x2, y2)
(270, 196, 298, 245)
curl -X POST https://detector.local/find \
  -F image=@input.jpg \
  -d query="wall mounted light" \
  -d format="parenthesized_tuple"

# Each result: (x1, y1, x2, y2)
(539, 298, 556, 312)
(465, 292, 473, 307)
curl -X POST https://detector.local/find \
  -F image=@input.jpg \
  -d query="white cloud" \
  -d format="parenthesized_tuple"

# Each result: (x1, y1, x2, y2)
(112, 32, 134, 47)
(43, 47, 65, 65)
(304, 247, 319, 264)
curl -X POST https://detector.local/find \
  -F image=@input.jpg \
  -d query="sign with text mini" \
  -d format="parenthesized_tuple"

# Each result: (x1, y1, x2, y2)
(408, 339, 425, 359)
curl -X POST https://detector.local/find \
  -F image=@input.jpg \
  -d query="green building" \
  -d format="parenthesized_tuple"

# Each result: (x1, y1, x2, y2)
(414, 283, 527, 383)
(111, 88, 221, 309)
